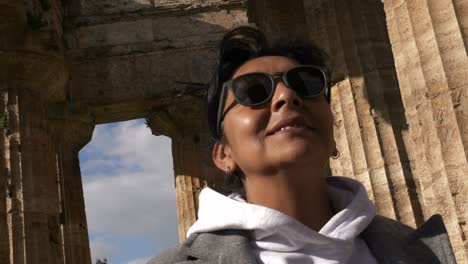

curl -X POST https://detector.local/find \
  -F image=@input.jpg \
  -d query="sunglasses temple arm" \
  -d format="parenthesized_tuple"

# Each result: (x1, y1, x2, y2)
(216, 85, 227, 136)
(325, 71, 332, 103)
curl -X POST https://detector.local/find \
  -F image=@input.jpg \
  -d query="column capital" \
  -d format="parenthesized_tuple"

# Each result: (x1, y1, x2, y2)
(147, 95, 207, 139)
(1, 53, 68, 102)
(49, 107, 95, 152)
(147, 95, 223, 241)
(0, 0, 68, 102)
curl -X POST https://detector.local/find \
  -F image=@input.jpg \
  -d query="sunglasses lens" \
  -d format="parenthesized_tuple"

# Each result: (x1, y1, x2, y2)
(287, 67, 326, 97)
(232, 74, 272, 105)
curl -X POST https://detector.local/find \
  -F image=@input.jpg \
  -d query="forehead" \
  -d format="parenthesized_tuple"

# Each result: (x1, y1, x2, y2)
(232, 56, 299, 79)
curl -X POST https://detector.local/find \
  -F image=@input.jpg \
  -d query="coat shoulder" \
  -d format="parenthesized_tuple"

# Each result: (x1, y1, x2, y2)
(363, 214, 456, 264)
(146, 246, 187, 264)
(146, 230, 256, 264)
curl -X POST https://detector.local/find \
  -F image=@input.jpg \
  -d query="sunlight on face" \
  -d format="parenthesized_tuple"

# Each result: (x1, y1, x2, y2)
(221, 56, 335, 177)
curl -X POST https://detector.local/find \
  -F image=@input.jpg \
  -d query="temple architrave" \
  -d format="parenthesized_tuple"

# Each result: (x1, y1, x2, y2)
(0, 0, 467, 263)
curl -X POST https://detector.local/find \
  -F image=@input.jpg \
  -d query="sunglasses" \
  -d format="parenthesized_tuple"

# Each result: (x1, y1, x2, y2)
(216, 65, 329, 136)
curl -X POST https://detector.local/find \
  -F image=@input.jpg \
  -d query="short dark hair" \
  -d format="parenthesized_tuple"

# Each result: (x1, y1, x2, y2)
(206, 26, 330, 193)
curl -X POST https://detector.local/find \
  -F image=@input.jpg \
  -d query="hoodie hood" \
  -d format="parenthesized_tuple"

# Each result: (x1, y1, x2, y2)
(187, 176, 378, 263)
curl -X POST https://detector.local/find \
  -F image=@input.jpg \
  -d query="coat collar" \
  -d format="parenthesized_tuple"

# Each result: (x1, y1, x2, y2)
(181, 215, 456, 264)
(362, 214, 456, 264)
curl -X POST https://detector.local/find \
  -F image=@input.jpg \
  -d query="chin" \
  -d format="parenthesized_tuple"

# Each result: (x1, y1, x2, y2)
(273, 141, 326, 165)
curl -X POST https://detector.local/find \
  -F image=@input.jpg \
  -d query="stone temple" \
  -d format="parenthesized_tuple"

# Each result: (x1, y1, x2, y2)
(0, 0, 467, 263)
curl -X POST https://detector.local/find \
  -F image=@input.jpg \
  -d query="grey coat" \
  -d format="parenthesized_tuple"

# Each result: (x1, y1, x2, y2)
(148, 214, 456, 264)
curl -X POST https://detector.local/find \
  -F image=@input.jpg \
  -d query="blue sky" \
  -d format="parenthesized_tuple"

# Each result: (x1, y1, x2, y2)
(79, 119, 179, 264)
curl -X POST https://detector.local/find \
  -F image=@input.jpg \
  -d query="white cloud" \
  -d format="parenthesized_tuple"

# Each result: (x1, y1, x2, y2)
(127, 256, 154, 264)
(84, 170, 177, 239)
(80, 120, 179, 261)
(81, 121, 174, 173)
(90, 237, 118, 262)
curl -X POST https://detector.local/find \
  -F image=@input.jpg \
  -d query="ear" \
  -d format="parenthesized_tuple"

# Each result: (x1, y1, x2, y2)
(212, 142, 237, 173)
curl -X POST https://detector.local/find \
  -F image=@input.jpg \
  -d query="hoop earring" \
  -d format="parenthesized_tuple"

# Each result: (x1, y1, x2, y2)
(332, 149, 340, 159)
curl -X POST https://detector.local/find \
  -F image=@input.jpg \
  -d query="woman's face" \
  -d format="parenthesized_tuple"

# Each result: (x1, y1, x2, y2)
(218, 56, 335, 176)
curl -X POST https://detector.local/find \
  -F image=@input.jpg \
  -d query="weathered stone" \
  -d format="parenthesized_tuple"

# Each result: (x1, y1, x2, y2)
(0, 87, 11, 264)
(77, 0, 232, 16)
(79, 0, 153, 16)
(247, 0, 308, 45)
(65, 7, 246, 123)
(55, 116, 94, 264)
(19, 86, 63, 264)
(1, 0, 467, 262)
(453, 0, 468, 54)
(1, 0, 69, 262)
(148, 95, 223, 240)
(384, 0, 468, 262)
(6, 86, 25, 264)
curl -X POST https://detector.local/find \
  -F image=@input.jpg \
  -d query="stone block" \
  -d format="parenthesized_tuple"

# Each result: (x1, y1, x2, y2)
(67, 19, 154, 49)
(69, 48, 217, 110)
(76, 0, 232, 16)
(66, 7, 247, 120)
(79, 0, 153, 16)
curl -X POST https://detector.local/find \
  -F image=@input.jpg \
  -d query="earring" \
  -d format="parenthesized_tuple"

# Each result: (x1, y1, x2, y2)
(332, 149, 340, 159)
(225, 166, 232, 175)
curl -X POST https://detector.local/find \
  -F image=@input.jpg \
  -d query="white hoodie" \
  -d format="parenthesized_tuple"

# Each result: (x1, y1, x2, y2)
(187, 176, 378, 264)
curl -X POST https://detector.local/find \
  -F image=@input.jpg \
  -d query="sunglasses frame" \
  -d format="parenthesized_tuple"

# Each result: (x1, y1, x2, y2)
(216, 65, 330, 136)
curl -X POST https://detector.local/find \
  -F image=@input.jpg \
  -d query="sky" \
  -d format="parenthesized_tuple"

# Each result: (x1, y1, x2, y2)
(79, 119, 179, 264)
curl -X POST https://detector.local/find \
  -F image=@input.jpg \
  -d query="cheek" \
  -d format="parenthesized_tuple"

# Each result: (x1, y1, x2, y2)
(232, 113, 254, 128)
(319, 104, 335, 149)
(222, 108, 270, 164)
(224, 108, 268, 142)
(306, 99, 335, 145)
(318, 102, 333, 129)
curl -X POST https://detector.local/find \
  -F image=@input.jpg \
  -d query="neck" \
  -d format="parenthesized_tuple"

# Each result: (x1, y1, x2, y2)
(243, 165, 333, 231)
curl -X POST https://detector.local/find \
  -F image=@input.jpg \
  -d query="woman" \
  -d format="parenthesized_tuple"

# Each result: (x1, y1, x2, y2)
(149, 26, 456, 264)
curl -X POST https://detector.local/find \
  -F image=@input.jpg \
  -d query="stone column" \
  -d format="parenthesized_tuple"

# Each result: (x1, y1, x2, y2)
(0, 87, 11, 263)
(249, 0, 418, 224)
(55, 116, 94, 264)
(454, 0, 468, 53)
(302, 0, 422, 226)
(19, 86, 64, 264)
(5, 87, 25, 264)
(0, 85, 66, 264)
(384, 0, 468, 261)
(1, 0, 69, 261)
(147, 96, 223, 241)
(1, 1, 27, 262)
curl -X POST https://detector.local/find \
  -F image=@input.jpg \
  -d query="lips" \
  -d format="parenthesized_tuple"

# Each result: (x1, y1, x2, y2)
(267, 116, 312, 136)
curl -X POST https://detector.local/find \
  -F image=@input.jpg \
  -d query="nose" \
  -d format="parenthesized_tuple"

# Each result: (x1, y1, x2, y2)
(271, 81, 304, 112)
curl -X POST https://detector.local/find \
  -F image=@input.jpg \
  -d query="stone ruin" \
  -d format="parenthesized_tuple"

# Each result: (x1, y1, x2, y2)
(0, 0, 467, 263)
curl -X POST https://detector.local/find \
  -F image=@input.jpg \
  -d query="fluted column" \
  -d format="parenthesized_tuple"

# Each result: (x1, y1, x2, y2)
(147, 96, 223, 241)
(0, 87, 11, 263)
(1, 2, 26, 262)
(454, 0, 468, 53)
(5, 87, 25, 264)
(55, 117, 94, 264)
(249, 0, 418, 224)
(1, 0, 69, 261)
(2, 75, 66, 264)
(303, 0, 424, 226)
(20, 86, 63, 264)
(384, 0, 468, 261)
